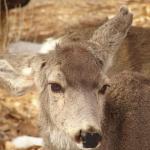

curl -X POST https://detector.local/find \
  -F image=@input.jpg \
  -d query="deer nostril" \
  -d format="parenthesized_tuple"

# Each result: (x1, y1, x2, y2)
(80, 131, 102, 148)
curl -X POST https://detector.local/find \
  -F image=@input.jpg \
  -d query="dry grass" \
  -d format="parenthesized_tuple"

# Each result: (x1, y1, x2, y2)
(6, 0, 150, 43)
(0, 0, 9, 51)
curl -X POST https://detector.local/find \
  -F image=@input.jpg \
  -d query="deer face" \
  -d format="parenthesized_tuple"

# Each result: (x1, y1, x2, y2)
(37, 44, 110, 149)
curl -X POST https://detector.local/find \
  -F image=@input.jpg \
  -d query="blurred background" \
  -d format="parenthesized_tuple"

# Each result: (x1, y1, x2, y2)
(0, 0, 150, 150)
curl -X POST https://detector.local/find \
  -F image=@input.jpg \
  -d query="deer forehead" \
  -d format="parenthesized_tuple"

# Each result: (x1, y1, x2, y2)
(47, 49, 104, 88)
(57, 46, 103, 88)
(47, 68, 103, 89)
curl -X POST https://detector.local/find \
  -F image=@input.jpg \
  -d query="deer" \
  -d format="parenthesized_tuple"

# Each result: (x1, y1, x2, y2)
(0, 6, 150, 150)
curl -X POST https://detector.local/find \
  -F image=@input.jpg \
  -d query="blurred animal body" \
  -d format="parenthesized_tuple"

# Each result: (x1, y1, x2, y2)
(0, 6, 150, 150)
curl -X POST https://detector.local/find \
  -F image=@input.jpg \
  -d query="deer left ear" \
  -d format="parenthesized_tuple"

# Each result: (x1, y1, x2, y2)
(89, 7, 133, 72)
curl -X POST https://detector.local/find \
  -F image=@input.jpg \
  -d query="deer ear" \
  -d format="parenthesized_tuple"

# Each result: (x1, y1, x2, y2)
(0, 59, 33, 96)
(89, 6, 133, 71)
(0, 53, 48, 96)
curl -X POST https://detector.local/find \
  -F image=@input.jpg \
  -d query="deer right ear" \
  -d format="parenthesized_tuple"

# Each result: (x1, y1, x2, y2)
(29, 54, 51, 91)
(0, 58, 34, 96)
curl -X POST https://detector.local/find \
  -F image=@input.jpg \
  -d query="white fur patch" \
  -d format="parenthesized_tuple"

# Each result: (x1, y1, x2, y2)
(12, 136, 43, 149)
(50, 129, 78, 150)
(40, 38, 61, 54)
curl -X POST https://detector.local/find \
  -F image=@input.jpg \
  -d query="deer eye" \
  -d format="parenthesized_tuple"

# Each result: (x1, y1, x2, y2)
(50, 83, 63, 93)
(99, 84, 110, 95)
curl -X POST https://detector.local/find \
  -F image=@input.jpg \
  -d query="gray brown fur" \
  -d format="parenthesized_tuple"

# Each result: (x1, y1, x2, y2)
(103, 71, 150, 150)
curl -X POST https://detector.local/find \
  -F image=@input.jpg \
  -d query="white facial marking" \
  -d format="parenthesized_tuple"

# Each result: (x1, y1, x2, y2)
(49, 129, 78, 150)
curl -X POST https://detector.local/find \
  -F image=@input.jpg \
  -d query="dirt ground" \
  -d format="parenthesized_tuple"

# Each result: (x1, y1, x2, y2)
(0, 0, 150, 150)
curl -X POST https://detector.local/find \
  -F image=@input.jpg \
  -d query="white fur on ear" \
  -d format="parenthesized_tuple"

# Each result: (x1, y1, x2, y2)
(12, 136, 43, 149)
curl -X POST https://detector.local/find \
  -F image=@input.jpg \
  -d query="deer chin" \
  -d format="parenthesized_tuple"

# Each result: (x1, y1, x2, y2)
(76, 143, 101, 150)
(49, 128, 79, 150)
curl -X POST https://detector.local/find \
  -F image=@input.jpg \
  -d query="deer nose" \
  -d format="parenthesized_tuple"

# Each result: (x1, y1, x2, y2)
(81, 131, 102, 148)
(75, 130, 102, 148)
